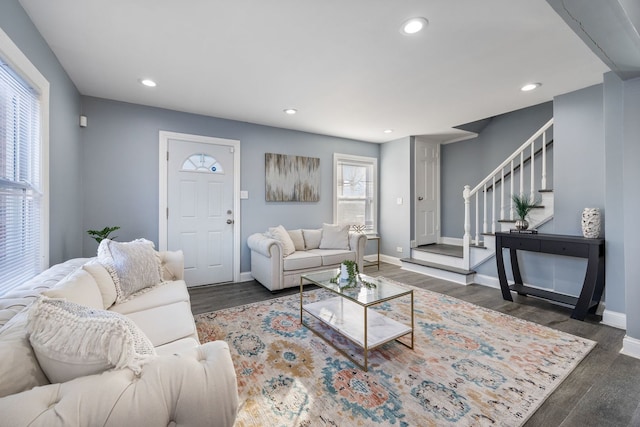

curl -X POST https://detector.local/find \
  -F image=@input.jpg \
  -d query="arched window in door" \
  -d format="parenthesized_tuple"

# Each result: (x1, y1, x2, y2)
(181, 153, 225, 173)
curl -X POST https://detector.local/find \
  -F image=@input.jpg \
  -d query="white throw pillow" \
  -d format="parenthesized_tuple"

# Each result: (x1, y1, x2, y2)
(27, 296, 156, 384)
(319, 223, 350, 250)
(287, 229, 306, 251)
(0, 309, 49, 397)
(98, 239, 163, 303)
(82, 260, 118, 309)
(302, 229, 322, 249)
(268, 225, 296, 257)
(43, 269, 104, 310)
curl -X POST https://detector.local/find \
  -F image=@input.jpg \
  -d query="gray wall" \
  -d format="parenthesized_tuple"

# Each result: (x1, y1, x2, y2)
(80, 97, 379, 272)
(621, 76, 640, 338)
(0, 1, 83, 265)
(441, 102, 554, 237)
(379, 137, 412, 258)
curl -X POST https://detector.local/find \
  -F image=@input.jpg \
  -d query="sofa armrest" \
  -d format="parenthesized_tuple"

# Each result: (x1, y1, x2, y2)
(247, 233, 282, 258)
(248, 233, 284, 291)
(0, 341, 239, 427)
(349, 232, 367, 272)
(159, 250, 184, 281)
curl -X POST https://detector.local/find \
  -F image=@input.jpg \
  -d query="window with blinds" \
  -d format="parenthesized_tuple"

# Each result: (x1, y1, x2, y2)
(333, 153, 377, 234)
(0, 57, 43, 295)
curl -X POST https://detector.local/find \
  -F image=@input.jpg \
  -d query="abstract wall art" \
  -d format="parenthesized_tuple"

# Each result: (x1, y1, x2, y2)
(265, 153, 320, 202)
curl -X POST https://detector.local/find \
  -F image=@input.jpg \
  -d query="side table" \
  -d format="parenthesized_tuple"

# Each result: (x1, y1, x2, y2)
(363, 235, 380, 270)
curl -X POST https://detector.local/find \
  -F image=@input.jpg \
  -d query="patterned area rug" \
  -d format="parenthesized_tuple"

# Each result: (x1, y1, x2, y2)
(195, 284, 595, 427)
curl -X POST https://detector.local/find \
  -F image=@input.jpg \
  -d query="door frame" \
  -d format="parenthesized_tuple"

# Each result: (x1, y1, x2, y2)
(158, 131, 241, 283)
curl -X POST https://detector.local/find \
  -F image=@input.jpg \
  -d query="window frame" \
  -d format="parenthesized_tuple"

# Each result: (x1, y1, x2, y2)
(333, 153, 378, 234)
(0, 27, 50, 293)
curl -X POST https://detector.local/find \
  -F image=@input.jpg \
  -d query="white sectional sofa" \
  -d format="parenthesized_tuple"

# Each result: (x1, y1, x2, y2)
(248, 224, 367, 291)
(0, 242, 238, 427)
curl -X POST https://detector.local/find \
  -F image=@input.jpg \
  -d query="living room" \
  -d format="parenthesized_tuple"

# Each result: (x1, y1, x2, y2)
(2, 0, 640, 425)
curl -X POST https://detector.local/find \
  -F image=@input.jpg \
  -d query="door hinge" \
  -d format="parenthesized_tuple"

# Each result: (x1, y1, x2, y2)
(166, 207, 169, 218)
(166, 152, 169, 161)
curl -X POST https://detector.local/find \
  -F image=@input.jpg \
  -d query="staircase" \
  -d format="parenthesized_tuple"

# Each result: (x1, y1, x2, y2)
(402, 119, 554, 284)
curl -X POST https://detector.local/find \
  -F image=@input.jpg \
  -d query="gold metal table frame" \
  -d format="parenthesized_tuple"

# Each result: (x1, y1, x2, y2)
(300, 269, 414, 371)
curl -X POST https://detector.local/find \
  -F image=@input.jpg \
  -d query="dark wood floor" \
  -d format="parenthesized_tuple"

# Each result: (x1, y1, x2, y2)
(188, 263, 640, 427)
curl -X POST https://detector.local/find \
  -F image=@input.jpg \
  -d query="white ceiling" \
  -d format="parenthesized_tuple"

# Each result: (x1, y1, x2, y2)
(19, 0, 609, 143)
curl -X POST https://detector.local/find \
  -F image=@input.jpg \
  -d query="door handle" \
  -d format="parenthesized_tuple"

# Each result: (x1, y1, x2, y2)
(226, 219, 234, 224)
(418, 196, 424, 201)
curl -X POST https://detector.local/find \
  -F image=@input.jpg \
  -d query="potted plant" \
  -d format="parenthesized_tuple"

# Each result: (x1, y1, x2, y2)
(87, 226, 120, 244)
(512, 194, 537, 230)
(330, 260, 376, 289)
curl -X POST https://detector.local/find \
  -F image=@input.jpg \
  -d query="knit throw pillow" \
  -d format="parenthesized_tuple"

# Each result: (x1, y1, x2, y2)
(27, 296, 156, 383)
(98, 238, 163, 303)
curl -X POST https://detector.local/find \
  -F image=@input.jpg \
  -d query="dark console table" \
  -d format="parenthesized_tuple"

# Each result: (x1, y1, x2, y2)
(495, 232, 605, 321)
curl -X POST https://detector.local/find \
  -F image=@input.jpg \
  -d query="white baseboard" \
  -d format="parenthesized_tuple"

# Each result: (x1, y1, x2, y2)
(239, 271, 254, 282)
(380, 254, 402, 266)
(440, 237, 463, 246)
(602, 309, 627, 330)
(473, 274, 500, 289)
(622, 335, 640, 360)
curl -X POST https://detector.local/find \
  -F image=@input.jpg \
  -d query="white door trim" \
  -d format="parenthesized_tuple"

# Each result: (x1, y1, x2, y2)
(159, 131, 241, 283)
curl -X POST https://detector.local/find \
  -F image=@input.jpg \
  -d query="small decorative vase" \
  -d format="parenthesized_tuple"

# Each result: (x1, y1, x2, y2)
(340, 263, 349, 281)
(581, 208, 601, 238)
(515, 219, 529, 231)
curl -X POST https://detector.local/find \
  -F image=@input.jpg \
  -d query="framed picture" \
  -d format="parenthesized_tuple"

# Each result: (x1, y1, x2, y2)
(265, 153, 320, 202)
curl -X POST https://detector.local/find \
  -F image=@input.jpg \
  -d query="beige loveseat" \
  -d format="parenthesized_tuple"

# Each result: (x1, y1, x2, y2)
(248, 224, 367, 291)
(0, 243, 238, 427)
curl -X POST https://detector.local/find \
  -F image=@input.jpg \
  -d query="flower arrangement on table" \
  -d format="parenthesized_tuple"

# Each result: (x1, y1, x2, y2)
(330, 260, 376, 289)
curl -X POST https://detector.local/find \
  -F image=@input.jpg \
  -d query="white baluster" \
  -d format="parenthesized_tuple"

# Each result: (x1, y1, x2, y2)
(483, 184, 487, 234)
(519, 152, 524, 196)
(463, 185, 471, 247)
(492, 176, 496, 234)
(500, 168, 505, 220)
(510, 160, 514, 220)
(541, 131, 547, 190)
(530, 142, 535, 201)
(475, 192, 479, 244)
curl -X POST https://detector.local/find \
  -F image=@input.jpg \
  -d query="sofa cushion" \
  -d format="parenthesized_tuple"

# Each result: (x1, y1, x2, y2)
(0, 309, 49, 398)
(155, 336, 200, 356)
(302, 228, 322, 249)
(268, 225, 296, 257)
(27, 296, 156, 384)
(42, 269, 104, 310)
(123, 301, 197, 347)
(287, 229, 306, 251)
(283, 251, 323, 271)
(82, 260, 118, 309)
(110, 280, 190, 315)
(308, 248, 356, 266)
(98, 238, 163, 303)
(319, 223, 350, 250)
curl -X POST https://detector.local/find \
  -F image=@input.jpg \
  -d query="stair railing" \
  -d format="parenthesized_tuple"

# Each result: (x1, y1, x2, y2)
(462, 118, 553, 269)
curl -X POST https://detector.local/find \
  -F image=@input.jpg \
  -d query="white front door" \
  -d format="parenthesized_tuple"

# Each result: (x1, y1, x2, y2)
(415, 138, 440, 246)
(159, 132, 240, 287)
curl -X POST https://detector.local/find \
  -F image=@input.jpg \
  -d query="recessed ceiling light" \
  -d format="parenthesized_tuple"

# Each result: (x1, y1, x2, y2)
(401, 17, 428, 35)
(521, 83, 541, 92)
(383, 129, 394, 134)
(140, 78, 157, 87)
(283, 108, 297, 115)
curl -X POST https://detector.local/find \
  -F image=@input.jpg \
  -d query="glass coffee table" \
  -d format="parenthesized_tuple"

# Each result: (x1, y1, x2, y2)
(300, 269, 414, 371)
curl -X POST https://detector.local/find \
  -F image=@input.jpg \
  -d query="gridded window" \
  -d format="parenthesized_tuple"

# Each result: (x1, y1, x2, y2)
(181, 153, 224, 173)
(0, 56, 43, 295)
(334, 153, 377, 233)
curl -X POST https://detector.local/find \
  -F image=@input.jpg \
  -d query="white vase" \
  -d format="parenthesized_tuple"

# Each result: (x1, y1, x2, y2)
(581, 208, 601, 238)
(340, 263, 349, 281)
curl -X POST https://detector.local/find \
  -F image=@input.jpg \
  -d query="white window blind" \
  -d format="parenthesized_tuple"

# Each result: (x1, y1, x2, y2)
(334, 154, 377, 234)
(0, 58, 42, 295)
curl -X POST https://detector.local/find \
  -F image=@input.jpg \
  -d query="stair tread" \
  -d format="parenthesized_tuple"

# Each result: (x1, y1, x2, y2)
(413, 244, 463, 258)
(400, 258, 475, 275)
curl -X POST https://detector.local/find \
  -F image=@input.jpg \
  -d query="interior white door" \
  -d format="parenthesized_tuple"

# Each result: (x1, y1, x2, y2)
(167, 138, 235, 286)
(415, 138, 440, 246)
